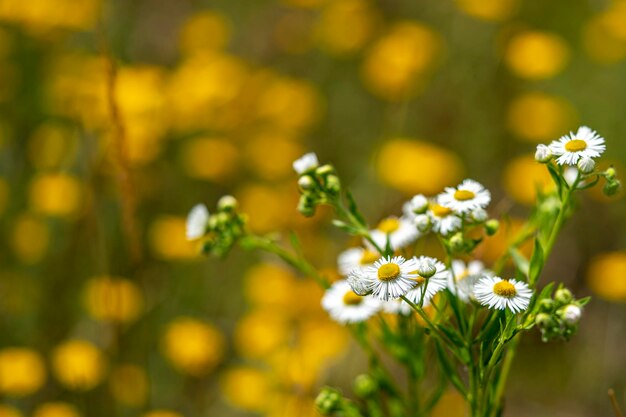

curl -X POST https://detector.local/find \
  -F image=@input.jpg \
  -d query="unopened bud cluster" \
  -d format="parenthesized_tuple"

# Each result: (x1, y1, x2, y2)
(185, 196, 246, 258)
(293, 153, 342, 217)
(535, 285, 588, 342)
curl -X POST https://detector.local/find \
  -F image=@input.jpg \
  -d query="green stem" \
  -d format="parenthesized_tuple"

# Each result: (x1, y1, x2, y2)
(239, 235, 329, 288)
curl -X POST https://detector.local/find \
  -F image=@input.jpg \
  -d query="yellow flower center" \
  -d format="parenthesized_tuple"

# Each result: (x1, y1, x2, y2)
(431, 204, 452, 218)
(564, 139, 587, 152)
(342, 291, 363, 306)
(412, 275, 426, 286)
(378, 263, 401, 281)
(360, 250, 379, 265)
(377, 218, 400, 234)
(456, 270, 469, 282)
(493, 280, 517, 298)
(454, 189, 475, 201)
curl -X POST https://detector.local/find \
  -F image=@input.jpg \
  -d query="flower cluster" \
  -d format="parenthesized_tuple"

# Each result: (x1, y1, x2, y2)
(293, 153, 342, 217)
(535, 126, 621, 196)
(534, 286, 589, 342)
(185, 195, 246, 257)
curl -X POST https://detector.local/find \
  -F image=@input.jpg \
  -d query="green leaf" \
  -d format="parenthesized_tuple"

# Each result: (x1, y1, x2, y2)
(547, 163, 565, 196)
(578, 296, 591, 306)
(332, 219, 360, 235)
(509, 248, 529, 276)
(578, 175, 601, 190)
(528, 238, 544, 285)
(434, 341, 467, 396)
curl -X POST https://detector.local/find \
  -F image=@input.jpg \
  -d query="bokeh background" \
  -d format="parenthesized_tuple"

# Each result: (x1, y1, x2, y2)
(1, 0, 626, 416)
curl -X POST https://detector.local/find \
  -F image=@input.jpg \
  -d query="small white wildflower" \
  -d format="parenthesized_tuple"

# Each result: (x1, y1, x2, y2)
(293, 152, 319, 174)
(321, 280, 381, 324)
(535, 144, 553, 163)
(474, 276, 533, 314)
(403, 194, 429, 217)
(338, 247, 380, 276)
(186, 204, 209, 240)
(562, 304, 582, 325)
(368, 217, 420, 251)
(549, 126, 605, 166)
(403, 256, 448, 306)
(438, 179, 491, 214)
(359, 256, 419, 301)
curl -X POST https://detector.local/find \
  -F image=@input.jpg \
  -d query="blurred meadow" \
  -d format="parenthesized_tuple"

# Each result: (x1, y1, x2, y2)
(1, 0, 626, 416)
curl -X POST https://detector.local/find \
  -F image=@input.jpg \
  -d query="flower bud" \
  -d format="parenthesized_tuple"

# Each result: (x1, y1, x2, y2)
(539, 298, 554, 311)
(325, 175, 341, 194)
(414, 214, 431, 233)
(315, 388, 342, 415)
(408, 194, 429, 214)
(603, 179, 621, 196)
(535, 144, 553, 163)
(561, 304, 582, 325)
(298, 175, 315, 191)
(605, 166, 617, 180)
(554, 288, 573, 305)
(347, 271, 372, 296)
(471, 208, 488, 223)
(315, 164, 335, 177)
(297, 196, 316, 217)
(353, 374, 377, 398)
(485, 219, 499, 236)
(217, 195, 238, 212)
(416, 258, 437, 278)
(535, 313, 552, 329)
(215, 212, 230, 226)
(577, 157, 595, 174)
(293, 152, 319, 175)
(449, 233, 464, 252)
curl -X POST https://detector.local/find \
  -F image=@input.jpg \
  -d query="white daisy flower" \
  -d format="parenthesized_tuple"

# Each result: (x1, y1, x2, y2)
(404, 256, 448, 306)
(427, 203, 462, 235)
(474, 276, 533, 314)
(359, 256, 419, 301)
(381, 299, 412, 315)
(186, 204, 209, 240)
(447, 260, 491, 303)
(402, 194, 429, 218)
(337, 247, 380, 276)
(293, 152, 319, 174)
(321, 280, 381, 324)
(549, 126, 606, 166)
(367, 216, 420, 251)
(438, 179, 491, 214)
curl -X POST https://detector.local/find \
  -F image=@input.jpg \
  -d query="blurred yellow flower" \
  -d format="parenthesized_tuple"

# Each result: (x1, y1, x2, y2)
(29, 173, 83, 218)
(148, 216, 200, 261)
(269, 345, 323, 388)
(84, 277, 143, 323)
(587, 251, 626, 302)
(32, 402, 80, 417)
(10, 214, 49, 264)
(244, 263, 298, 311)
(0, 348, 46, 397)
(237, 183, 299, 233)
(0, 0, 100, 31)
(315, 0, 378, 55)
(504, 31, 569, 79)
(141, 411, 182, 417)
(256, 77, 321, 131)
(362, 22, 440, 101)
(179, 137, 239, 182)
(376, 138, 463, 195)
(297, 318, 349, 363)
(27, 123, 78, 170)
(0, 405, 22, 417)
(455, 0, 518, 22)
(502, 154, 554, 205)
(429, 390, 466, 417)
(109, 364, 148, 407)
(267, 394, 318, 417)
(167, 52, 248, 130)
(583, 11, 626, 64)
(179, 11, 231, 55)
(221, 367, 270, 412)
(281, 0, 327, 8)
(162, 317, 225, 377)
(244, 133, 304, 180)
(51, 339, 106, 391)
(507, 92, 577, 143)
(234, 310, 290, 359)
